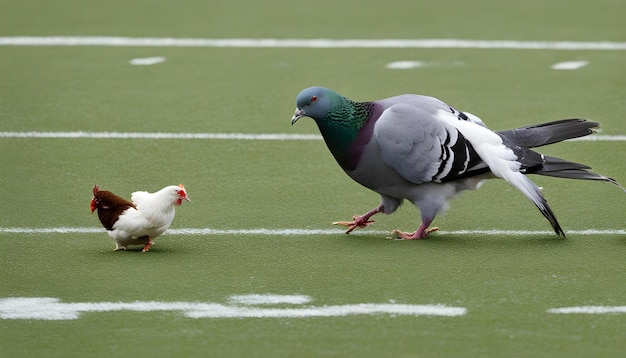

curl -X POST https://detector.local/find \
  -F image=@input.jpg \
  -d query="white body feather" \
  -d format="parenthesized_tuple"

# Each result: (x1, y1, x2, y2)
(107, 186, 184, 250)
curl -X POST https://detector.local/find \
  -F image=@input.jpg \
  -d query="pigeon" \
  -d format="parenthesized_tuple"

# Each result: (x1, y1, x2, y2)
(291, 86, 624, 239)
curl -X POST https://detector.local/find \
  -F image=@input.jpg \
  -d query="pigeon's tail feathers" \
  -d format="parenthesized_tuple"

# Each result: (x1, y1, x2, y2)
(475, 142, 566, 237)
(502, 170, 566, 237)
(535, 194, 566, 238)
(535, 156, 626, 191)
(498, 118, 599, 149)
(501, 119, 626, 191)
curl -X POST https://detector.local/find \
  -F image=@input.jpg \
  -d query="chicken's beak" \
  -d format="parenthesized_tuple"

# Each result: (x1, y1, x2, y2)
(178, 184, 191, 203)
(291, 108, 305, 125)
(90, 198, 97, 213)
(176, 195, 191, 206)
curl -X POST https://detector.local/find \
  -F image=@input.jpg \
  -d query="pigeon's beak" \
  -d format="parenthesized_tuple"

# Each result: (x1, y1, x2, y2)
(291, 108, 305, 125)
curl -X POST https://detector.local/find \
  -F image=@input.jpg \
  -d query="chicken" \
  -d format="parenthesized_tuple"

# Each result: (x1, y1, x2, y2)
(90, 184, 190, 251)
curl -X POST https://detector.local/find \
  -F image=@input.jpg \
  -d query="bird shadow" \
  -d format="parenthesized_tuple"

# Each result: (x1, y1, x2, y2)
(429, 234, 569, 249)
(91, 245, 177, 255)
(344, 230, 570, 250)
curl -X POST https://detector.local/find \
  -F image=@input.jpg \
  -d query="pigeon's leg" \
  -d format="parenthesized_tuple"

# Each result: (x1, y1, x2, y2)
(333, 205, 384, 234)
(142, 237, 154, 252)
(114, 245, 127, 251)
(391, 219, 439, 240)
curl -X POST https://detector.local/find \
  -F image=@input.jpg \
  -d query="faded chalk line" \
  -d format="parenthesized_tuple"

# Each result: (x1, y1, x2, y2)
(129, 56, 166, 66)
(1, 227, 624, 236)
(229, 294, 312, 305)
(1, 37, 626, 50)
(0, 296, 467, 320)
(386, 61, 426, 69)
(548, 306, 626, 314)
(551, 60, 589, 70)
(1, 131, 625, 142)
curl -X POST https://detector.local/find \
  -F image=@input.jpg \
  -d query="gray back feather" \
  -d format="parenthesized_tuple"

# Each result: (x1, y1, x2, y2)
(375, 103, 447, 184)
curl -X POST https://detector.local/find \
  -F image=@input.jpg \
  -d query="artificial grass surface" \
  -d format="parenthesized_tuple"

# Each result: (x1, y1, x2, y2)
(1, 232, 625, 357)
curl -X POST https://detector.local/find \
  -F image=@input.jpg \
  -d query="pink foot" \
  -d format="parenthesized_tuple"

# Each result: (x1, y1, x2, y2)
(333, 205, 384, 234)
(333, 216, 376, 234)
(391, 227, 439, 240)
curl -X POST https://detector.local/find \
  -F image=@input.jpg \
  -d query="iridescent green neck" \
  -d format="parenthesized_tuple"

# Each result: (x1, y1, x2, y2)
(314, 96, 375, 170)
(317, 97, 371, 143)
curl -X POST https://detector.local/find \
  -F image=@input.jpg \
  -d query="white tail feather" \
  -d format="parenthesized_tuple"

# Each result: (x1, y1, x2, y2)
(471, 142, 565, 236)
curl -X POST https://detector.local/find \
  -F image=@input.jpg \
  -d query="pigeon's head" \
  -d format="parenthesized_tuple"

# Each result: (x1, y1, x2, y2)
(291, 86, 336, 125)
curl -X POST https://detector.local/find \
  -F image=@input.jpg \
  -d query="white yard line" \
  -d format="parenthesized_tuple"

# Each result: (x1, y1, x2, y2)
(0, 131, 322, 140)
(1, 131, 624, 141)
(1, 37, 626, 50)
(551, 60, 589, 70)
(2, 296, 624, 320)
(1, 227, 624, 236)
(547, 306, 626, 314)
(0, 297, 467, 320)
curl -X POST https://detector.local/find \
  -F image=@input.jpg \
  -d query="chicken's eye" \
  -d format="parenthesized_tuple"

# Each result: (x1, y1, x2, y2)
(310, 95, 317, 103)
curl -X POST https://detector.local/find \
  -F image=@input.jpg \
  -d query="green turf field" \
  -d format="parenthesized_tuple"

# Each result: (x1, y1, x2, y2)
(1, 1, 625, 357)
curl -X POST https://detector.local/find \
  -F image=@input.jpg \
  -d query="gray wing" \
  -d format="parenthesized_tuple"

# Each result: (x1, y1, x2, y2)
(374, 102, 488, 184)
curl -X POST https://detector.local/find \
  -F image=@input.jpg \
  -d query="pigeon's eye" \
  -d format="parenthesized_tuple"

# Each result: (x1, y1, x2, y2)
(310, 96, 317, 103)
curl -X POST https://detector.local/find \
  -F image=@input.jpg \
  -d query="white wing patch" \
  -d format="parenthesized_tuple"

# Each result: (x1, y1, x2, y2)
(434, 109, 555, 226)
(435, 109, 519, 178)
